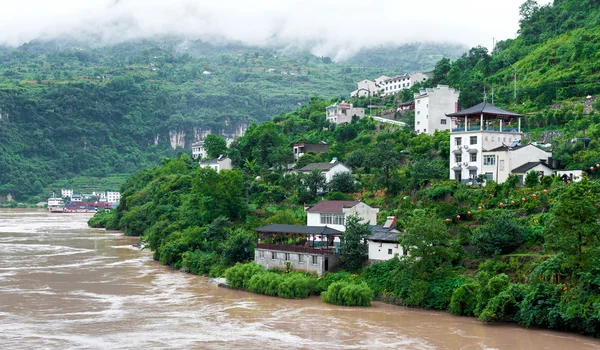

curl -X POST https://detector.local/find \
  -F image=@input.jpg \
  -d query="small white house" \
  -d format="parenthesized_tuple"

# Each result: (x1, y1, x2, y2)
(481, 143, 553, 184)
(296, 160, 351, 183)
(61, 189, 73, 199)
(200, 155, 232, 172)
(367, 216, 404, 262)
(305, 200, 379, 232)
(414, 85, 459, 135)
(325, 102, 365, 124)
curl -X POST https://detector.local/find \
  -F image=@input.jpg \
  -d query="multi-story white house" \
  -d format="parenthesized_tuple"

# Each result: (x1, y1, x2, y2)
(350, 79, 380, 98)
(296, 160, 352, 183)
(61, 189, 73, 199)
(414, 85, 459, 135)
(325, 101, 365, 124)
(106, 191, 121, 203)
(191, 141, 207, 159)
(380, 72, 428, 96)
(446, 102, 532, 182)
(305, 200, 379, 232)
(200, 155, 232, 172)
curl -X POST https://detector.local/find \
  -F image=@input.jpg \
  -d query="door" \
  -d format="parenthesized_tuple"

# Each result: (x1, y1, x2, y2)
(324, 258, 329, 272)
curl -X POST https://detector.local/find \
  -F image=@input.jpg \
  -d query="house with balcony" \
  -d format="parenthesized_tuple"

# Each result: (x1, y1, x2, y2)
(326, 101, 365, 124)
(254, 224, 343, 275)
(191, 141, 207, 159)
(446, 102, 528, 184)
(414, 85, 459, 135)
(305, 200, 379, 232)
(292, 142, 329, 161)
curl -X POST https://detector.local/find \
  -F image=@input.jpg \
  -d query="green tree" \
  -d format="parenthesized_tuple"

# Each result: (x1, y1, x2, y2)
(545, 180, 600, 260)
(329, 171, 356, 193)
(474, 212, 525, 256)
(525, 170, 540, 188)
(204, 134, 228, 159)
(340, 215, 371, 271)
(299, 168, 327, 202)
(402, 214, 455, 272)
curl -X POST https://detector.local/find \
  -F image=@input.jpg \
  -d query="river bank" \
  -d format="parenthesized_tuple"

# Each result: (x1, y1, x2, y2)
(2, 209, 600, 349)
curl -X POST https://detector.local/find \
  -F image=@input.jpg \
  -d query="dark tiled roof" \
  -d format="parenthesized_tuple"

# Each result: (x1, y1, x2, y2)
(511, 162, 553, 174)
(368, 226, 402, 242)
(446, 102, 523, 118)
(306, 200, 360, 213)
(297, 162, 344, 172)
(200, 156, 230, 165)
(255, 224, 343, 236)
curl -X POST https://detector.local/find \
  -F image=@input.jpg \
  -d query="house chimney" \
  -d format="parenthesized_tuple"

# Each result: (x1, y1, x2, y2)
(330, 157, 338, 164)
(383, 216, 396, 229)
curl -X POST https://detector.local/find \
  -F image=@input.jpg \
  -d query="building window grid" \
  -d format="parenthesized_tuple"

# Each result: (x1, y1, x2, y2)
(320, 214, 345, 226)
(312, 256, 318, 265)
(455, 154, 462, 163)
(455, 137, 462, 146)
(298, 254, 304, 263)
(441, 119, 447, 125)
(470, 136, 477, 145)
(483, 155, 496, 166)
(470, 153, 477, 162)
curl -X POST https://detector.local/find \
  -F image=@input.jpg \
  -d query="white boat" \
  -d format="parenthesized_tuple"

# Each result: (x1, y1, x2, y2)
(47, 196, 65, 213)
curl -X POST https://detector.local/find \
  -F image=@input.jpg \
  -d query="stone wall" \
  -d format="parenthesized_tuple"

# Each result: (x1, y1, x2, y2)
(254, 249, 340, 275)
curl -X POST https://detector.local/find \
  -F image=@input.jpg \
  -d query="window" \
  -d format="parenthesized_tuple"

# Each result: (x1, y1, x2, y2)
(455, 154, 462, 163)
(320, 214, 345, 226)
(470, 153, 477, 162)
(259, 250, 264, 259)
(483, 155, 495, 166)
(417, 100, 420, 104)
(485, 172, 494, 181)
(455, 137, 462, 146)
(470, 136, 477, 145)
(417, 121, 420, 125)
(271, 251, 277, 259)
(469, 170, 477, 179)
(388, 248, 393, 255)
(285, 253, 290, 261)
(312, 256, 318, 265)
(417, 111, 420, 115)
(441, 119, 447, 125)
(424, 129, 427, 133)
(455, 170, 462, 181)
(298, 254, 304, 263)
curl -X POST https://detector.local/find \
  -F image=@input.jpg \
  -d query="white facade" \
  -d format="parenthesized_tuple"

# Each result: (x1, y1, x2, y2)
(191, 141, 207, 159)
(306, 201, 379, 232)
(380, 72, 428, 96)
(106, 191, 121, 203)
(414, 85, 459, 135)
(368, 239, 404, 261)
(200, 156, 233, 172)
(480, 144, 552, 184)
(61, 189, 73, 198)
(324, 163, 351, 183)
(555, 170, 584, 182)
(350, 79, 379, 98)
(326, 102, 365, 124)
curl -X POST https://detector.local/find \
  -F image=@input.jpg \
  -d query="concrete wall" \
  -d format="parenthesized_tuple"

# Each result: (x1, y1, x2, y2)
(414, 85, 459, 135)
(344, 202, 378, 225)
(368, 240, 404, 261)
(325, 163, 352, 182)
(254, 249, 340, 275)
(480, 145, 551, 183)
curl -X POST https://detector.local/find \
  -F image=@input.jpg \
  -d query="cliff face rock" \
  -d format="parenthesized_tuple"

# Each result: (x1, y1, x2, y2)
(522, 131, 563, 144)
(169, 130, 186, 149)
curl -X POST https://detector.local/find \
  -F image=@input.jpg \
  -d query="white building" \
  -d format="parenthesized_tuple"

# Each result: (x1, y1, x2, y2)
(481, 144, 553, 184)
(106, 191, 121, 203)
(325, 101, 365, 124)
(191, 141, 207, 159)
(414, 85, 459, 135)
(296, 160, 352, 183)
(555, 170, 584, 182)
(380, 72, 428, 96)
(305, 200, 379, 232)
(350, 79, 380, 98)
(446, 102, 526, 184)
(368, 216, 404, 262)
(200, 155, 233, 172)
(61, 189, 73, 199)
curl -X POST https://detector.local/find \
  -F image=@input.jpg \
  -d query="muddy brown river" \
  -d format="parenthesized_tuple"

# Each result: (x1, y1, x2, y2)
(1, 209, 599, 349)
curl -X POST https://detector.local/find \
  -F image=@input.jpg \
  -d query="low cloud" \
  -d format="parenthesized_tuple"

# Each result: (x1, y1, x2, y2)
(0, 0, 551, 60)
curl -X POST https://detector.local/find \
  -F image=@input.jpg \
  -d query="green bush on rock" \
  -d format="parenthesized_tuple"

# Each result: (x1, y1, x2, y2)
(321, 281, 374, 307)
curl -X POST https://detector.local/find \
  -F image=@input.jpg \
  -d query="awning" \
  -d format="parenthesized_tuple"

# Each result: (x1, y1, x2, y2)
(452, 149, 463, 154)
(467, 148, 478, 154)
(467, 166, 478, 171)
(452, 166, 463, 171)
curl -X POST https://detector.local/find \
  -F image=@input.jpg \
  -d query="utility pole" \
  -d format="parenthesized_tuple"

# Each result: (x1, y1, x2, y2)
(514, 69, 517, 102)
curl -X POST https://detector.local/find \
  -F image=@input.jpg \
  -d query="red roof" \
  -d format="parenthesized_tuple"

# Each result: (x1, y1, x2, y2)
(306, 200, 360, 213)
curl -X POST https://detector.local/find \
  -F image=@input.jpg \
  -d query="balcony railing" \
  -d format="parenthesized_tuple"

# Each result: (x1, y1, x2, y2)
(256, 243, 338, 255)
(452, 125, 521, 133)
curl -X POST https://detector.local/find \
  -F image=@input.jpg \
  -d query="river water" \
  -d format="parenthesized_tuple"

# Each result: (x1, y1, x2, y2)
(1, 209, 599, 350)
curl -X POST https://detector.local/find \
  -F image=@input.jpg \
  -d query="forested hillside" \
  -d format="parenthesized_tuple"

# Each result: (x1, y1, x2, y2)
(0, 40, 462, 200)
(428, 0, 600, 109)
